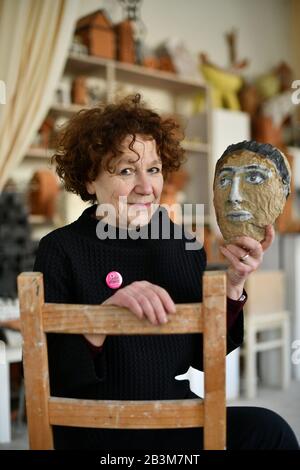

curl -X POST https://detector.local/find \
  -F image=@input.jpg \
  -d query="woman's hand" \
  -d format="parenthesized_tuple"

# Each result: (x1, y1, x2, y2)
(219, 224, 275, 300)
(104, 280, 176, 324)
(85, 281, 176, 346)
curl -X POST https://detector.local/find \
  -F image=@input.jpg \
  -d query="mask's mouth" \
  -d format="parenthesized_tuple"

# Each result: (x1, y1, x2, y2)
(226, 210, 253, 222)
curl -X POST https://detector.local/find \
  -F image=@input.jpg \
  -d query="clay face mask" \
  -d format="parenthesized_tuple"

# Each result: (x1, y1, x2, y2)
(213, 149, 290, 242)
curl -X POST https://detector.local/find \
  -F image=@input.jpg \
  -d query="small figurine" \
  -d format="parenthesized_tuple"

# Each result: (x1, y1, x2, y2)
(213, 140, 291, 242)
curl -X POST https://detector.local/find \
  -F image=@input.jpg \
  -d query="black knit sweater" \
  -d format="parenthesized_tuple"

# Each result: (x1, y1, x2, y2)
(33, 205, 244, 451)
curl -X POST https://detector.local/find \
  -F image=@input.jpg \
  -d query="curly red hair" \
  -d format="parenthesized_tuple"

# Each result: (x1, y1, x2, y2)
(52, 94, 186, 202)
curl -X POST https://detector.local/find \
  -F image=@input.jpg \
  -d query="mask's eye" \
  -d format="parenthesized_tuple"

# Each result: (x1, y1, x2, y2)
(245, 171, 267, 185)
(218, 175, 231, 188)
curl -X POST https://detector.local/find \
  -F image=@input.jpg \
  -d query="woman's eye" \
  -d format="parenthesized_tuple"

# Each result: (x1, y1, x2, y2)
(219, 176, 231, 188)
(119, 168, 134, 176)
(148, 167, 161, 174)
(119, 167, 161, 176)
(245, 172, 266, 184)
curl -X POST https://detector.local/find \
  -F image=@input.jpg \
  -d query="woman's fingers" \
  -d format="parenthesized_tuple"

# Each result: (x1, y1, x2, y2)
(146, 293, 169, 324)
(261, 224, 275, 252)
(225, 243, 262, 266)
(105, 281, 176, 326)
(228, 236, 263, 260)
(228, 224, 275, 258)
(151, 296, 169, 324)
(150, 284, 176, 314)
(224, 244, 253, 262)
(131, 282, 171, 324)
(136, 294, 158, 325)
(220, 245, 252, 272)
(219, 226, 275, 295)
(130, 281, 175, 324)
(105, 291, 144, 320)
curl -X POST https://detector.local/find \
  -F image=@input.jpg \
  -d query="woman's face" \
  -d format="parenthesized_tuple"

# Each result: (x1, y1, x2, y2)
(86, 134, 164, 227)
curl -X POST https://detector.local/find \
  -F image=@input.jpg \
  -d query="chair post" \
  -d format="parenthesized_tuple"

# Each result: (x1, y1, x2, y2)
(203, 271, 226, 450)
(17, 272, 53, 450)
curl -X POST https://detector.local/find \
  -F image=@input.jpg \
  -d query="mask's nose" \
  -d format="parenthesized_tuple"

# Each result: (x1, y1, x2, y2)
(227, 176, 242, 204)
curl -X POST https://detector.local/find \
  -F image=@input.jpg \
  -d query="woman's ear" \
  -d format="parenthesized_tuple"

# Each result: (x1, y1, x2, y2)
(86, 181, 95, 195)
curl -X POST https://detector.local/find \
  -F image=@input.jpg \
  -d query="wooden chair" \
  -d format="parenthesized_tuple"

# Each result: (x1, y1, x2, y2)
(17, 271, 227, 450)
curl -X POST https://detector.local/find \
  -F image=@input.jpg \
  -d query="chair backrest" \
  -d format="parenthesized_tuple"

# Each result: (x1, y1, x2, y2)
(244, 270, 285, 315)
(17, 271, 226, 450)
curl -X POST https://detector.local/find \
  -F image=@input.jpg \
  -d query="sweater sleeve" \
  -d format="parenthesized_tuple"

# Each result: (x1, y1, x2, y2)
(83, 337, 104, 358)
(190, 305, 244, 371)
(33, 234, 106, 397)
(227, 290, 247, 330)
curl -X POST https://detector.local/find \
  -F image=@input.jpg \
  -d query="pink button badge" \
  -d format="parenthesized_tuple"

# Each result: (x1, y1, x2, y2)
(105, 271, 123, 289)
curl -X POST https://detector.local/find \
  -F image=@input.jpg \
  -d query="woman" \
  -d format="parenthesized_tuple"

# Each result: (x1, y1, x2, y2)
(34, 95, 298, 450)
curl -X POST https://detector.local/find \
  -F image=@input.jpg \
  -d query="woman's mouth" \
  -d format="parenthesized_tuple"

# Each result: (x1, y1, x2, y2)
(129, 203, 152, 207)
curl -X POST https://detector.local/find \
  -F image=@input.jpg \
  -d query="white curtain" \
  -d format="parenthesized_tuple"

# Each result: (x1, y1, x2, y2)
(0, 0, 81, 191)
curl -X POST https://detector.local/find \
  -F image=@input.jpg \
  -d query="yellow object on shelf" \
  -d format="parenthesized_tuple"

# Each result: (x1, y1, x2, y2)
(196, 63, 243, 111)
(255, 73, 280, 100)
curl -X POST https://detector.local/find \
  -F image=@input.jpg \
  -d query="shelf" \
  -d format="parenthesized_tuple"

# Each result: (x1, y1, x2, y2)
(28, 215, 57, 225)
(26, 147, 54, 159)
(29, 215, 52, 225)
(66, 53, 206, 94)
(182, 141, 210, 153)
(65, 53, 108, 76)
(50, 102, 86, 117)
(115, 62, 205, 94)
(26, 143, 209, 161)
(26, 142, 209, 160)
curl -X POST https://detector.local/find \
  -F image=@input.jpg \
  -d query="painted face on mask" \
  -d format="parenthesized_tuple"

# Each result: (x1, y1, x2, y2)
(213, 148, 290, 242)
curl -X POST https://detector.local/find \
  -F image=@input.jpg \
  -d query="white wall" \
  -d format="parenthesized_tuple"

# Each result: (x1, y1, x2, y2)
(79, 0, 292, 78)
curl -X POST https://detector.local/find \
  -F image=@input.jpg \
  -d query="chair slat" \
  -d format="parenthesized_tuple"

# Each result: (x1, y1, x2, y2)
(49, 397, 204, 429)
(43, 303, 203, 334)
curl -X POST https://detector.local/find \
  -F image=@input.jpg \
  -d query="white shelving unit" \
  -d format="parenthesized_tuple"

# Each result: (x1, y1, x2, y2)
(65, 53, 207, 100)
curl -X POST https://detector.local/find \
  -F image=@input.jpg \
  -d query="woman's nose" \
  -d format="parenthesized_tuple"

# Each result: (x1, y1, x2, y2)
(227, 176, 242, 203)
(134, 171, 153, 194)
